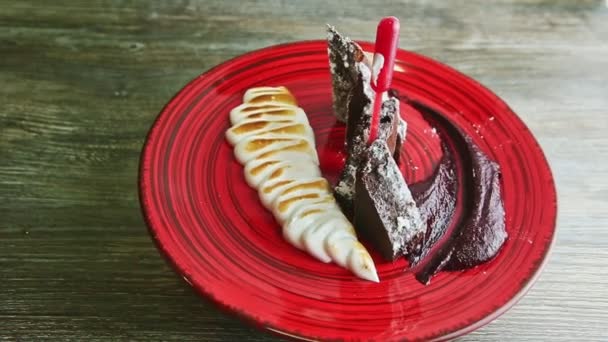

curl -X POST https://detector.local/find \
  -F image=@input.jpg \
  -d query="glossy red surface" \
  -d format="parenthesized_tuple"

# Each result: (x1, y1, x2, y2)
(139, 41, 557, 341)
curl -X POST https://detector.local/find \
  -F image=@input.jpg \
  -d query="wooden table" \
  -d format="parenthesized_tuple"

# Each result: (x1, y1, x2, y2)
(2, 1, 607, 340)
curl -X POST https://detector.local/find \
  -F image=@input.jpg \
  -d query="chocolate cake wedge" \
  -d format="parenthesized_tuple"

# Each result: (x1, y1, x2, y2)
(354, 140, 425, 260)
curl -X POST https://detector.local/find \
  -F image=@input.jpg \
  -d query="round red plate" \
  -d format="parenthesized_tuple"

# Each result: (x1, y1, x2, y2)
(139, 41, 556, 341)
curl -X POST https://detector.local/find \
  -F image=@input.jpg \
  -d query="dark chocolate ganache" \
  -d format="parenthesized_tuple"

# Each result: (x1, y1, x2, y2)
(406, 101, 508, 285)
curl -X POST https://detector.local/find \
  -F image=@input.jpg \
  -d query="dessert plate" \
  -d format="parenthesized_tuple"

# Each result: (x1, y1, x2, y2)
(139, 41, 556, 341)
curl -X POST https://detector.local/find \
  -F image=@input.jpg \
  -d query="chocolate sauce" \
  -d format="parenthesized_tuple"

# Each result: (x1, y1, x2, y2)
(408, 144, 457, 267)
(443, 136, 507, 271)
(406, 101, 508, 284)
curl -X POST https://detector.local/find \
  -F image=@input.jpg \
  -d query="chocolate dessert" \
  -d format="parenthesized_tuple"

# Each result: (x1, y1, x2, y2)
(328, 25, 426, 263)
(355, 140, 424, 260)
(328, 26, 405, 217)
(327, 24, 507, 284)
(327, 25, 369, 124)
(334, 93, 400, 218)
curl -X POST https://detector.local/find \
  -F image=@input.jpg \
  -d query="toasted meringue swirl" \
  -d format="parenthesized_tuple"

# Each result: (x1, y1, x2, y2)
(226, 86, 378, 282)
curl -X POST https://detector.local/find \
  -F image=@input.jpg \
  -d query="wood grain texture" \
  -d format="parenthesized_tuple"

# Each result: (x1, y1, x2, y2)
(1, 0, 607, 340)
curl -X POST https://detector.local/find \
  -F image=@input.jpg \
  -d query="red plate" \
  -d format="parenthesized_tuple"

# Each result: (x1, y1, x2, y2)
(139, 41, 556, 341)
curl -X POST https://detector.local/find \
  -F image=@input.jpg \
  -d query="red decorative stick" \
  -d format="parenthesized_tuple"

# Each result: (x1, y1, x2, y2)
(367, 17, 400, 144)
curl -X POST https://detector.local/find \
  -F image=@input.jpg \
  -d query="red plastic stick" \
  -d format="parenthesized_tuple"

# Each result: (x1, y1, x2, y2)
(367, 17, 400, 144)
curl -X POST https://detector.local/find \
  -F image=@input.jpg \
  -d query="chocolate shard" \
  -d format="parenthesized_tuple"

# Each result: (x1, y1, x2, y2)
(388, 88, 406, 164)
(334, 88, 400, 218)
(354, 140, 425, 261)
(394, 119, 406, 164)
(327, 25, 407, 138)
(326, 25, 370, 123)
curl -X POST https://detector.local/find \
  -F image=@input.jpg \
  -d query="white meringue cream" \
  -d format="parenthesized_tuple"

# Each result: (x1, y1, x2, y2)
(226, 120, 315, 146)
(226, 86, 379, 282)
(229, 102, 308, 126)
(233, 136, 318, 165)
(243, 159, 320, 188)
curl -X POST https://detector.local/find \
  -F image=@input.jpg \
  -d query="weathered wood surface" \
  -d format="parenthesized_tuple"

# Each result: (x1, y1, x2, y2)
(1, 0, 607, 340)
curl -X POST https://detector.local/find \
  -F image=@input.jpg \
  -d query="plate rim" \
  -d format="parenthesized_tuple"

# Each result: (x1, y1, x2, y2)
(138, 39, 558, 341)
